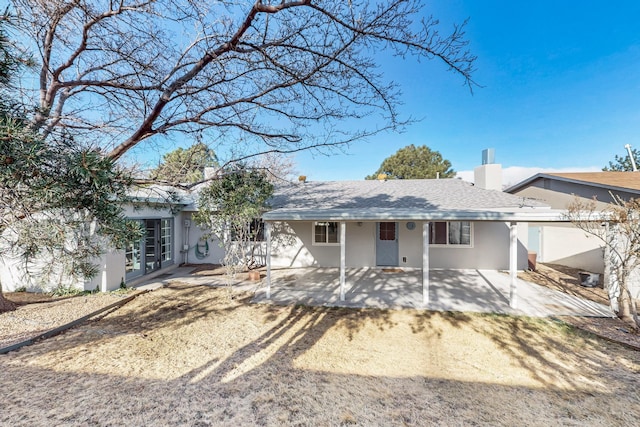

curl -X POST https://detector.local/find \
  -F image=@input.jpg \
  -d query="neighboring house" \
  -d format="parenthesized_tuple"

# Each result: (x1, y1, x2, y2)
(505, 172, 640, 275)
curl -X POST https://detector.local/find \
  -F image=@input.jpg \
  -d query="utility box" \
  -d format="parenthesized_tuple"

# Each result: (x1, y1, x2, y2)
(578, 272, 600, 287)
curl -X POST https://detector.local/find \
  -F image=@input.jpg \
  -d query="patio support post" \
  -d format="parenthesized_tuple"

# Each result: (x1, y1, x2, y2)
(422, 222, 430, 305)
(509, 221, 518, 308)
(265, 221, 272, 299)
(339, 221, 346, 301)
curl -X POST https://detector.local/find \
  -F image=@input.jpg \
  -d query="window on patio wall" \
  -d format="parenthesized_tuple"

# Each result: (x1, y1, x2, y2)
(429, 221, 472, 246)
(313, 221, 340, 245)
(230, 218, 265, 242)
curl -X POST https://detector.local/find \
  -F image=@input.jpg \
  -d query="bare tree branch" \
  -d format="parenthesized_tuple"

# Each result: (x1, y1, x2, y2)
(13, 0, 477, 164)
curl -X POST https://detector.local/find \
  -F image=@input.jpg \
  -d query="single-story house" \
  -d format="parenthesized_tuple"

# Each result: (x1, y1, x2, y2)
(260, 162, 571, 307)
(1, 161, 573, 310)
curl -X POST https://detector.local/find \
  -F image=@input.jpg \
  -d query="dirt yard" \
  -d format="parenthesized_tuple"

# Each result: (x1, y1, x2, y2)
(520, 263, 640, 348)
(1, 282, 639, 426)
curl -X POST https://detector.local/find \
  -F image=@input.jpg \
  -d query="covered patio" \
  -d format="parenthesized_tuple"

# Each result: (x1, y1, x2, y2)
(262, 211, 577, 311)
(253, 267, 613, 318)
(258, 179, 610, 316)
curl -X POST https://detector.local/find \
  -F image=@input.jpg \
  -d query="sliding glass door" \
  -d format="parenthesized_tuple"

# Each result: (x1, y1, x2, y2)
(126, 218, 173, 280)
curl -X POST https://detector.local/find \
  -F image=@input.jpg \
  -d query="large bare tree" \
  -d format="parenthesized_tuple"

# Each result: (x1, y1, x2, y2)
(12, 0, 476, 168)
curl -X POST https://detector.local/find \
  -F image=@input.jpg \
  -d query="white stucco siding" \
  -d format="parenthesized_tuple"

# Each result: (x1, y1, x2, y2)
(179, 212, 225, 265)
(270, 221, 316, 267)
(627, 266, 640, 299)
(86, 249, 126, 292)
(1, 219, 107, 292)
(0, 256, 74, 292)
(539, 223, 605, 274)
(269, 220, 529, 270)
(289, 221, 339, 266)
(346, 222, 376, 267)
(397, 222, 422, 268)
(270, 221, 377, 268)
(427, 222, 527, 270)
(0, 258, 14, 291)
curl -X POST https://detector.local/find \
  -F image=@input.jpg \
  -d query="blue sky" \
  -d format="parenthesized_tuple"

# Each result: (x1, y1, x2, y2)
(294, 0, 640, 185)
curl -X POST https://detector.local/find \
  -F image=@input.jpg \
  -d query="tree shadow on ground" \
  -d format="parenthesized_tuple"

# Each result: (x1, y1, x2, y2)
(2, 281, 639, 426)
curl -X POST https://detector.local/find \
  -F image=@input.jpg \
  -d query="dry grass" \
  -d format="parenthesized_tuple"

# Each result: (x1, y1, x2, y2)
(1, 282, 639, 426)
(0, 292, 134, 349)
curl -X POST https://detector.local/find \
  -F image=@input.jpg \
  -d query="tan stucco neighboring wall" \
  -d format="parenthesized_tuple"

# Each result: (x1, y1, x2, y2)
(509, 179, 610, 275)
(538, 223, 605, 273)
(510, 179, 632, 210)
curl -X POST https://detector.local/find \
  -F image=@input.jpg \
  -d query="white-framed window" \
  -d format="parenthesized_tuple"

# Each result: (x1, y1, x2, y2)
(313, 221, 340, 245)
(429, 221, 472, 247)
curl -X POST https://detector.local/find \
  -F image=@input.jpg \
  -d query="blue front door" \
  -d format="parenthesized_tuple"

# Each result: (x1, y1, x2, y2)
(376, 222, 399, 266)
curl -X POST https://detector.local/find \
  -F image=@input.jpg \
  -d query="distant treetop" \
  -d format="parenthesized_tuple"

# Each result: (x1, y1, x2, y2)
(365, 144, 455, 180)
(603, 148, 640, 171)
(149, 142, 218, 185)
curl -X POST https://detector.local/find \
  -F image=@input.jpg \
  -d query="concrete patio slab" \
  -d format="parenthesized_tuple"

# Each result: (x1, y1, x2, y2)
(251, 267, 614, 318)
(133, 266, 614, 318)
(133, 266, 261, 292)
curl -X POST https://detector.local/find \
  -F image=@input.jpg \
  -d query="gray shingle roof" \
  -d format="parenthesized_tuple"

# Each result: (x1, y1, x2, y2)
(263, 179, 564, 221)
(269, 179, 548, 211)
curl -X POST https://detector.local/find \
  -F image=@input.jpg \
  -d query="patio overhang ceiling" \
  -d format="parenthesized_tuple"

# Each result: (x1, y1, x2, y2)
(262, 208, 574, 222)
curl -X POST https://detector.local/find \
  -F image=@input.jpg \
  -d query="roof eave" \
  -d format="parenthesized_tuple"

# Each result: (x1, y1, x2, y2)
(262, 208, 575, 222)
(505, 173, 640, 195)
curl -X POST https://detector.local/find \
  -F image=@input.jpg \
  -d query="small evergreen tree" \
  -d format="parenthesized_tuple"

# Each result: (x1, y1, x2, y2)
(194, 168, 273, 283)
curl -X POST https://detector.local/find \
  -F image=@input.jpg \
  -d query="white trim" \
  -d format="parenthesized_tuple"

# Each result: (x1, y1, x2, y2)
(509, 222, 518, 309)
(266, 222, 272, 299)
(339, 222, 346, 301)
(311, 221, 341, 246)
(263, 208, 571, 222)
(422, 222, 430, 304)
